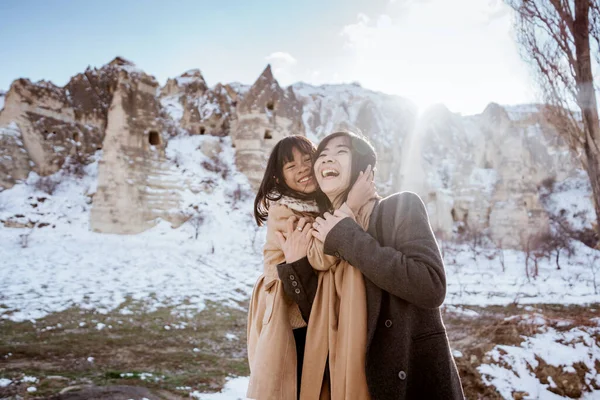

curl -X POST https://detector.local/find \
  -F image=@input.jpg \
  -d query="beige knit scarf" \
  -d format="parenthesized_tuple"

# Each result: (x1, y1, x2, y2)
(301, 199, 376, 400)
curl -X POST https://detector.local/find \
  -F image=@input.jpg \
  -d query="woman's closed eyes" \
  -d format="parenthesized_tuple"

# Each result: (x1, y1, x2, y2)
(317, 149, 348, 159)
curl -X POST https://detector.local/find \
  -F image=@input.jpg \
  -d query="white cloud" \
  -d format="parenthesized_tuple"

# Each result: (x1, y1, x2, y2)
(341, 14, 392, 49)
(339, 0, 536, 114)
(264, 52, 298, 86)
(265, 52, 297, 66)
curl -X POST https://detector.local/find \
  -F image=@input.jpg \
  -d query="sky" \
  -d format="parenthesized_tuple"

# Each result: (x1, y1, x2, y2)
(0, 0, 537, 115)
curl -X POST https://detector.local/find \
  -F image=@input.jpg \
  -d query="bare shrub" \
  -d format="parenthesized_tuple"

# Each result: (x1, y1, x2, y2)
(20, 231, 30, 248)
(521, 233, 544, 281)
(201, 157, 230, 180)
(231, 184, 244, 206)
(186, 207, 205, 239)
(497, 240, 506, 273)
(536, 229, 575, 270)
(538, 172, 597, 251)
(64, 152, 87, 178)
(35, 177, 59, 195)
(458, 223, 487, 263)
(229, 183, 250, 209)
(170, 153, 182, 168)
(589, 251, 600, 295)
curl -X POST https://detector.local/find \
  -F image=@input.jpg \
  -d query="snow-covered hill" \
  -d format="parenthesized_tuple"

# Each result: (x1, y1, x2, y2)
(0, 134, 262, 322)
(1, 130, 598, 324)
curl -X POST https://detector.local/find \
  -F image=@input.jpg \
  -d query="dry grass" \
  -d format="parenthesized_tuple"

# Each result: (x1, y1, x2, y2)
(2, 300, 599, 399)
(442, 303, 600, 400)
(0, 299, 249, 399)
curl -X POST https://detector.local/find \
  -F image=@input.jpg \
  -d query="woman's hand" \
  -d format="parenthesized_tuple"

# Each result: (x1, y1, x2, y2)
(346, 164, 377, 215)
(311, 210, 350, 243)
(275, 216, 314, 264)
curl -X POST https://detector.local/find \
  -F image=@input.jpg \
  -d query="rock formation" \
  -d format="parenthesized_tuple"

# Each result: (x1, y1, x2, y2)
(0, 56, 594, 248)
(397, 103, 579, 248)
(229, 65, 305, 187)
(159, 69, 235, 137)
(0, 75, 106, 188)
(0, 57, 184, 234)
(88, 58, 184, 234)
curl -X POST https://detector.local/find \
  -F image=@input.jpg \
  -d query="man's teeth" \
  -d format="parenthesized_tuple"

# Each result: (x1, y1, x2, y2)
(299, 176, 310, 183)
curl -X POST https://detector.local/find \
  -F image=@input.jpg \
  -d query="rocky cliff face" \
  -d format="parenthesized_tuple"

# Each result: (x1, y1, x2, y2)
(0, 58, 183, 234)
(0, 57, 594, 247)
(401, 103, 574, 248)
(292, 82, 417, 194)
(89, 58, 184, 234)
(229, 65, 305, 186)
(291, 85, 588, 248)
(159, 69, 235, 137)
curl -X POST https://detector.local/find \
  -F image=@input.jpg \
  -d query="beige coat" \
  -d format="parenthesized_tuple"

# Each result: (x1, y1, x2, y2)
(247, 198, 372, 400)
(247, 200, 327, 400)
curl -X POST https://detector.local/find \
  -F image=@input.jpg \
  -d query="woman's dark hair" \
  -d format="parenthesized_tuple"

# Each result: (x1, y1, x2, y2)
(314, 131, 377, 213)
(253, 135, 318, 226)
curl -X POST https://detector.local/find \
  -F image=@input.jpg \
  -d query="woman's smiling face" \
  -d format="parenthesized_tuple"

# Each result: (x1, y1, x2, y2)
(314, 135, 352, 202)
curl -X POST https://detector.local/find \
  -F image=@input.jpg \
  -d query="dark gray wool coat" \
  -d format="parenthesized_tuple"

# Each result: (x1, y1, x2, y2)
(277, 192, 465, 400)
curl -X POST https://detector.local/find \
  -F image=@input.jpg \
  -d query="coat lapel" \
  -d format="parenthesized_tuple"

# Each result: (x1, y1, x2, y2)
(365, 199, 383, 349)
(365, 279, 382, 349)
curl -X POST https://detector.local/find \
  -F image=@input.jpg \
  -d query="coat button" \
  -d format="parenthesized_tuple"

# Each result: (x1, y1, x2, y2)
(294, 288, 301, 294)
(289, 275, 295, 281)
(292, 281, 298, 287)
(398, 371, 406, 380)
(385, 319, 392, 328)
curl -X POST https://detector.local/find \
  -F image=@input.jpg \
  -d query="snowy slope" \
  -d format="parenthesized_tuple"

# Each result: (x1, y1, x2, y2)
(541, 169, 596, 231)
(443, 240, 600, 306)
(479, 323, 600, 399)
(2, 161, 599, 324)
(0, 134, 264, 322)
(292, 82, 415, 145)
(160, 95, 184, 122)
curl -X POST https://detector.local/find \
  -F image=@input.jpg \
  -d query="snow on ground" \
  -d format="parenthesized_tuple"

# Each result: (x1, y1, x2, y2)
(160, 95, 184, 122)
(478, 325, 600, 400)
(542, 169, 596, 231)
(0, 136, 599, 321)
(190, 377, 249, 399)
(0, 122, 21, 139)
(443, 240, 600, 306)
(0, 134, 263, 322)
